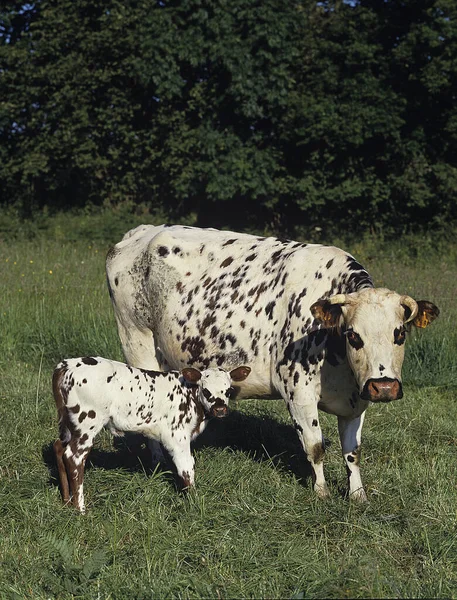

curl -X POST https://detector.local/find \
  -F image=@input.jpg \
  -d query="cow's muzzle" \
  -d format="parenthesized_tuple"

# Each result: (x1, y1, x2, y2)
(361, 377, 403, 402)
(211, 405, 228, 418)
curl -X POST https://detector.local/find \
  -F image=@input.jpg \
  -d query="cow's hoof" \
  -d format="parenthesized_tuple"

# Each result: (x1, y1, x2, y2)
(314, 483, 331, 499)
(349, 487, 368, 502)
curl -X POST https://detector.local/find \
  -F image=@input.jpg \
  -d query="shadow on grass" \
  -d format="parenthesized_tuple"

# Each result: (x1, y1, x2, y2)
(42, 409, 315, 495)
(193, 409, 314, 485)
(42, 433, 176, 496)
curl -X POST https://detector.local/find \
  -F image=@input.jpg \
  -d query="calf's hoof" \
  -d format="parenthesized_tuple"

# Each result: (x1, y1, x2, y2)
(177, 471, 194, 492)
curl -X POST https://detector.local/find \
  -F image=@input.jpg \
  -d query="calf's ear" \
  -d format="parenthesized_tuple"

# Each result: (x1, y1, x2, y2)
(310, 299, 343, 328)
(230, 366, 251, 382)
(181, 367, 202, 383)
(412, 301, 440, 328)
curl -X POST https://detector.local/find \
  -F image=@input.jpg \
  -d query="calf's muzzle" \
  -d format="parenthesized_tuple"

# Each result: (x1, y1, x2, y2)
(211, 405, 228, 418)
(361, 377, 403, 402)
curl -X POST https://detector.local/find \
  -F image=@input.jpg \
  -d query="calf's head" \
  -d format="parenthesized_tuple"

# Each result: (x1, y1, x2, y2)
(311, 288, 439, 402)
(181, 366, 251, 417)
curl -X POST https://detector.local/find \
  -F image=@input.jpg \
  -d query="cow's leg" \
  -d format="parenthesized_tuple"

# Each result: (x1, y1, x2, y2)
(115, 320, 169, 465)
(115, 319, 164, 371)
(161, 437, 195, 489)
(147, 438, 166, 466)
(337, 412, 367, 502)
(287, 399, 330, 498)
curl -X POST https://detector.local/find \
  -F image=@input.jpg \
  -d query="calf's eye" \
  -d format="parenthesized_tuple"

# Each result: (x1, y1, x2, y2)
(202, 388, 212, 400)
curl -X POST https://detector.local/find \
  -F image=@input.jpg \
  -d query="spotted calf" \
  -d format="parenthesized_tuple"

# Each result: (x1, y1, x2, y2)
(53, 356, 251, 512)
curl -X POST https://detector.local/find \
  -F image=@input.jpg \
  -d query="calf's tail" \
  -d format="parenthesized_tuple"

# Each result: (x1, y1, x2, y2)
(52, 366, 71, 444)
(52, 365, 73, 504)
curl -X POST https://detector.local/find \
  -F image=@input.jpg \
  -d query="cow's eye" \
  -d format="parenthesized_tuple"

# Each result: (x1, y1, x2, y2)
(394, 327, 406, 345)
(345, 329, 364, 350)
(226, 386, 235, 399)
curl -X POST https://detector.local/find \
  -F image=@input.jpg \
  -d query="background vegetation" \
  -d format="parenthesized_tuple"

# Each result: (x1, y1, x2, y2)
(0, 217, 456, 598)
(1, 0, 457, 237)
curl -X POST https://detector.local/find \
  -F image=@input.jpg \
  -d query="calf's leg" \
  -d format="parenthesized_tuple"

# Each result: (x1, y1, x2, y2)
(162, 437, 195, 489)
(63, 438, 94, 513)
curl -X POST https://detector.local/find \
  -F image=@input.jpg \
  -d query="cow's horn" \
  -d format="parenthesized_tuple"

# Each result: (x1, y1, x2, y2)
(328, 294, 350, 306)
(400, 295, 418, 323)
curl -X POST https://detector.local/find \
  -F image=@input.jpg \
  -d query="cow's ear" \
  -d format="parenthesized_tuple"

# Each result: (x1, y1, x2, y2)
(230, 366, 251, 382)
(310, 299, 343, 328)
(181, 368, 202, 383)
(412, 301, 440, 328)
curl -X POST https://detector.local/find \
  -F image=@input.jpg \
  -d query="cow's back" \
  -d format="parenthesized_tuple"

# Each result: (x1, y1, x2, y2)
(107, 225, 372, 397)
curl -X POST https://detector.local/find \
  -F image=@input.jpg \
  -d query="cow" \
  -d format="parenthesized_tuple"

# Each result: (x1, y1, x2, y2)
(53, 356, 251, 512)
(106, 224, 439, 500)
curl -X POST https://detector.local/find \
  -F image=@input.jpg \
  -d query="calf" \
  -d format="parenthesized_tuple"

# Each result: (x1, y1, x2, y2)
(53, 357, 250, 512)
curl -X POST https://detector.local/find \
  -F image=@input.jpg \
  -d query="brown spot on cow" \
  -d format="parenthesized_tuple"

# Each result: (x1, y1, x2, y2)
(81, 357, 98, 366)
(199, 313, 216, 335)
(220, 257, 234, 268)
(158, 246, 169, 257)
(311, 442, 325, 464)
(351, 447, 361, 465)
(106, 245, 120, 261)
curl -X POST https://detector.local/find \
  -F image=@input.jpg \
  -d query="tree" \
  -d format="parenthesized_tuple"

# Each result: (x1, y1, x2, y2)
(1, 0, 456, 236)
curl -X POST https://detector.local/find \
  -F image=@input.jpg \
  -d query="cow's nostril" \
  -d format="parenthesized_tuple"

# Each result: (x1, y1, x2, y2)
(363, 377, 403, 402)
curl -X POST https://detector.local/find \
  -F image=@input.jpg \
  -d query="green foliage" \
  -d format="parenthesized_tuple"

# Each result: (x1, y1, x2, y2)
(0, 200, 172, 243)
(41, 533, 109, 595)
(1, 0, 456, 236)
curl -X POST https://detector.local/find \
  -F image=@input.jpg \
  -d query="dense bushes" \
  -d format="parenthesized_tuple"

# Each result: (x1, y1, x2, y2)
(1, 0, 456, 237)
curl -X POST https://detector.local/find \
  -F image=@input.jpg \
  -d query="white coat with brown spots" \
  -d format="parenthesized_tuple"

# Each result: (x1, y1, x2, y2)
(106, 225, 440, 501)
(53, 356, 251, 513)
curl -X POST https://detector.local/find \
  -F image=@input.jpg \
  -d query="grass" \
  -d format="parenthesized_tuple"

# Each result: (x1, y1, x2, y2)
(1, 218, 457, 598)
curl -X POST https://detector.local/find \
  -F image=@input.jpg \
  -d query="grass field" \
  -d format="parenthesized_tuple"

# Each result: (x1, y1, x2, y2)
(1, 221, 457, 599)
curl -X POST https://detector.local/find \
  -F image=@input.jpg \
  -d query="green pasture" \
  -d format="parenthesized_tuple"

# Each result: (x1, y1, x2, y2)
(1, 221, 457, 598)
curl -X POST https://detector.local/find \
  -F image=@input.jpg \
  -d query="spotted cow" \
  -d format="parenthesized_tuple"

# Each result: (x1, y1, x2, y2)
(106, 225, 439, 500)
(53, 356, 251, 512)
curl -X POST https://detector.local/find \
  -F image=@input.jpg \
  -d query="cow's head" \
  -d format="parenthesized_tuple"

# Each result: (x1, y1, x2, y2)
(181, 366, 251, 417)
(310, 288, 439, 402)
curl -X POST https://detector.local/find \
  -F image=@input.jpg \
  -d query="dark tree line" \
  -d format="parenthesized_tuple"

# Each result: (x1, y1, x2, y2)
(1, 0, 456, 236)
